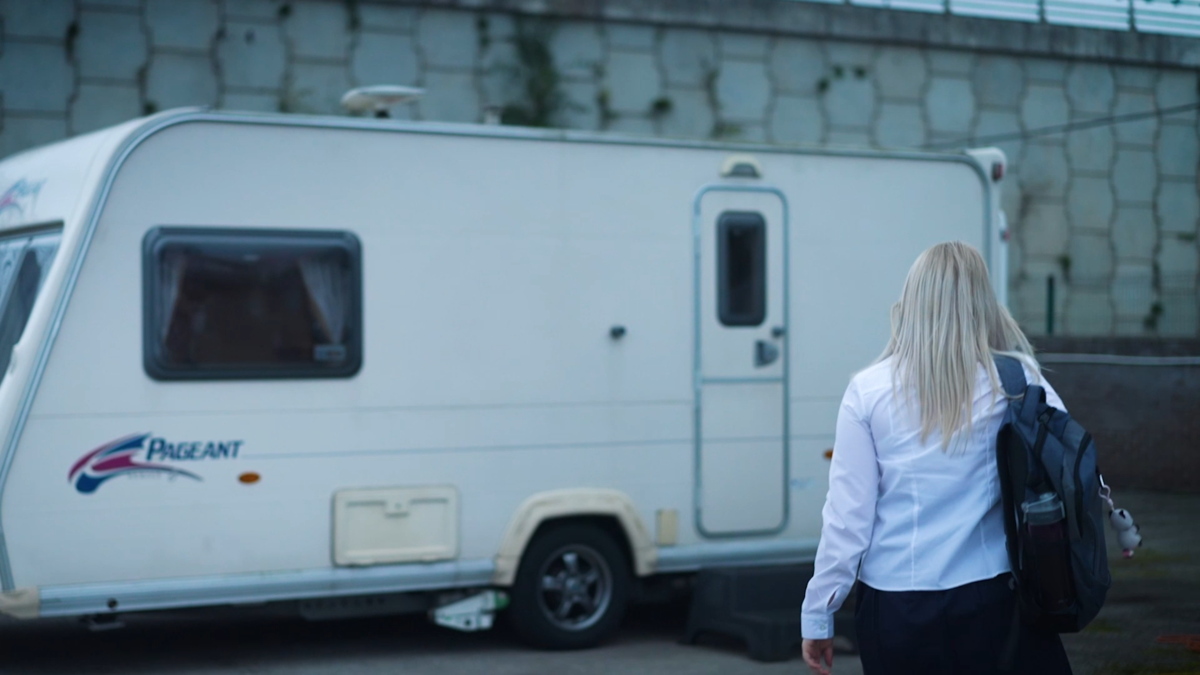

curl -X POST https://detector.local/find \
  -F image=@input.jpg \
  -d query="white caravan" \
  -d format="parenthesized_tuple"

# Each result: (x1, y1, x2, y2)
(0, 108, 1006, 646)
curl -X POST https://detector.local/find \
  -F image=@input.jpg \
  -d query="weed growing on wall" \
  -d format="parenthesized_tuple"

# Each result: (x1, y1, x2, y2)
(499, 20, 569, 128)
(816, 63, 869, 96)
(703, 65, 741, 139)
(649, 96, 674, 119)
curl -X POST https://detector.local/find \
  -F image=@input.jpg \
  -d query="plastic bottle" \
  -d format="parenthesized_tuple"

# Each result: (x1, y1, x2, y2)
(1022, 492, 1075, 611)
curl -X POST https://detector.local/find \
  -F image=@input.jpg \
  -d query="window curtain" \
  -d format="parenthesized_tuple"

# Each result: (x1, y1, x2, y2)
(0, 238, 29, 311)
(158, 251, 188, 341)
(299, 255, 346, 344)
(28, 233, 60, 280)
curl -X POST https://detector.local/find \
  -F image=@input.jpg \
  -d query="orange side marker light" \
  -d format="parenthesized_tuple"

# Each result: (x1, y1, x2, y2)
(238, 472, 261, 484)
(823, 449, 834, 460)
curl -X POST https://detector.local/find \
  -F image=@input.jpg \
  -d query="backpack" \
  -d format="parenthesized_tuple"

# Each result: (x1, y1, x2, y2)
(993, 355, 1111, 634)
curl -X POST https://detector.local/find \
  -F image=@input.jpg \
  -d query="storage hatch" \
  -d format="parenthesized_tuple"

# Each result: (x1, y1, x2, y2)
(332, 486, 459, 566)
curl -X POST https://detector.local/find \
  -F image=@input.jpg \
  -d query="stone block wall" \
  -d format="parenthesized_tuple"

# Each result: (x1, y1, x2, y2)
(1, 0, 1198, 337)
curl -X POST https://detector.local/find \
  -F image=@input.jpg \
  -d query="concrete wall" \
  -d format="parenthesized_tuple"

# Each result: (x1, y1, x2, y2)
(1, 0, 1198, 337)
(1035, 338, 1200, 493)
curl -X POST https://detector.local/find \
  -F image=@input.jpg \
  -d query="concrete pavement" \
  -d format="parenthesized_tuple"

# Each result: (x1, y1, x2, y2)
(0, 599, 864, 675)
(0, 490, 1194, 674)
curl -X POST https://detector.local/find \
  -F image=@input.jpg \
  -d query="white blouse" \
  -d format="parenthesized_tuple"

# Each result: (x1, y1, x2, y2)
(800, 356, 1065, 640)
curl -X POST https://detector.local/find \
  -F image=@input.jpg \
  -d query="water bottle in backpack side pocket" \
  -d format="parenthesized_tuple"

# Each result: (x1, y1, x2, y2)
(1022, 492, 1076, 612)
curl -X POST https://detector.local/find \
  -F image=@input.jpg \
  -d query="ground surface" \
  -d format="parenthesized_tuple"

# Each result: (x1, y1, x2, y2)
(0, 491, 1194, 675)
(0, 601, 864, 675)
(1059, 490, 1200, 675)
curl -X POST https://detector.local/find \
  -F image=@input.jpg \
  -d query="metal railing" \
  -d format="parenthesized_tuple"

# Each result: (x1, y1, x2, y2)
(1022, 273, 1199, 339)
(790, 0, 1200, 36)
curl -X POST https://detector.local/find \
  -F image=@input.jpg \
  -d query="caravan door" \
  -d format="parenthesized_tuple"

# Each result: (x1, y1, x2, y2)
(694, 186, 788, 537)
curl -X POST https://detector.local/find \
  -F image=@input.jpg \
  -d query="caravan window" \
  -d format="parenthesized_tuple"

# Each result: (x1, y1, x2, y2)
(0, 230, 61, 380)
(717, 212, 766, 327)
(143, 228, 362, 380)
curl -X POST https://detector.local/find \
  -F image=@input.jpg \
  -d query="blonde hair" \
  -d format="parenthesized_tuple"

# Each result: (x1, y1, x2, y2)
(879, 241, 1038, 450)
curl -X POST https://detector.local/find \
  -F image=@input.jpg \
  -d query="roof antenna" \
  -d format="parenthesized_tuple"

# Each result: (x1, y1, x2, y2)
(340, 85, 424, 118)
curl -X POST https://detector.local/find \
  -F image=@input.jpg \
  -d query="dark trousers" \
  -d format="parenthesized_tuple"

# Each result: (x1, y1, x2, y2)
(855, 574, 1073, 675)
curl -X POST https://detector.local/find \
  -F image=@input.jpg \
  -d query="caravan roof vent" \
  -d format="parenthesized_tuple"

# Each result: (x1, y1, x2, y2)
(720, 155, 762, 179)
(341, 85, 424, 118)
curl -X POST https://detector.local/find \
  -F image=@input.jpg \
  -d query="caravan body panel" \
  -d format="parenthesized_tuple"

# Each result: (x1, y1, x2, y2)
(0, 112, 996, 612)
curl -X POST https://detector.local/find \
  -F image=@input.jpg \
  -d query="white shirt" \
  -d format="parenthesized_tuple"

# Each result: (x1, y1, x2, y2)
(800, 356, 1065, 640)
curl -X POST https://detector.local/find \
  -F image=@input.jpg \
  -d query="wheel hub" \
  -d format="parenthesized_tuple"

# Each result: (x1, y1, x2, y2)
(536, 544, 614, 632)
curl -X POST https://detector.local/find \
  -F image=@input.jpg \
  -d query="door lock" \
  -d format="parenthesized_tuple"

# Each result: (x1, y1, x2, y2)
(771, 326, 786, 339)
(754, 340, 780, 367)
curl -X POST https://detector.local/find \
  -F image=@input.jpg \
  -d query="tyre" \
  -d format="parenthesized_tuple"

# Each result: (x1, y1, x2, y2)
(508, 522, 631, 650)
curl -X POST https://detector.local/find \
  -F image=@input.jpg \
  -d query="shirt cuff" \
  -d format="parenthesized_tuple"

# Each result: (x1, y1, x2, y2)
(801, 611, 835, 640)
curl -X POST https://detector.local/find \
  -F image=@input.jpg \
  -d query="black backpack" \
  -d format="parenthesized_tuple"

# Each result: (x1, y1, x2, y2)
(993, 356, 1111, 633)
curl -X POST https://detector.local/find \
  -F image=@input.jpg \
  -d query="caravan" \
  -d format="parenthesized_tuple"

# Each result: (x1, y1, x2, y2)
(0, 107, 1006, 647)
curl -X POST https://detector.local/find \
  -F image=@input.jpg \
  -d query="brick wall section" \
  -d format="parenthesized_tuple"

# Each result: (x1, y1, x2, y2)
(1, 0, 1198, 337)
(1033, 338, 1199, 493)
(1036, 362, 1199, 494)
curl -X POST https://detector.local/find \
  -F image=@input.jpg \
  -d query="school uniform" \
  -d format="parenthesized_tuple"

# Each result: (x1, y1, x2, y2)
(801, 356, 1073, 674)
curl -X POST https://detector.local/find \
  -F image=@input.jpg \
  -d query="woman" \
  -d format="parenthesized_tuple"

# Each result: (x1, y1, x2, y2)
(800, 242, 1073, 675)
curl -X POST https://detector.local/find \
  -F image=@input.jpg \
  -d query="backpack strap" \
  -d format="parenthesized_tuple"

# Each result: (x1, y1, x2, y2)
(998, 578, 1022, 671)
(993, 354, 1031, 671)
(996, 423, 1025, 672)
(993, 355, 1028, 399)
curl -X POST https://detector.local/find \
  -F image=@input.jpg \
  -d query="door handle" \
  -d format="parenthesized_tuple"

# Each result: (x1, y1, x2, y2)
(754, 340, 779, 367)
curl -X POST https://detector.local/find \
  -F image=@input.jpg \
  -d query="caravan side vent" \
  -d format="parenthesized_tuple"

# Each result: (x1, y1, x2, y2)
(720, 155, 762, 179)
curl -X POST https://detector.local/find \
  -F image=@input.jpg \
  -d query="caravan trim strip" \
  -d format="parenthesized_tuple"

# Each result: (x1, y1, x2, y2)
(655, 538, 820, 572)
(30, 540, 820, 618)
(0, 109, 995, 592)
(36, 559, 497, 618)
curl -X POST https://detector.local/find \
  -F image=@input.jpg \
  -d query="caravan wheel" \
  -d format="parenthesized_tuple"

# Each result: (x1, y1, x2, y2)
(508, 523, 630, 650)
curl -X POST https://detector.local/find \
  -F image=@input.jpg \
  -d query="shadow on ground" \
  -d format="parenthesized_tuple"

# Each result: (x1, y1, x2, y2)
(0, 596, 856, 675)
